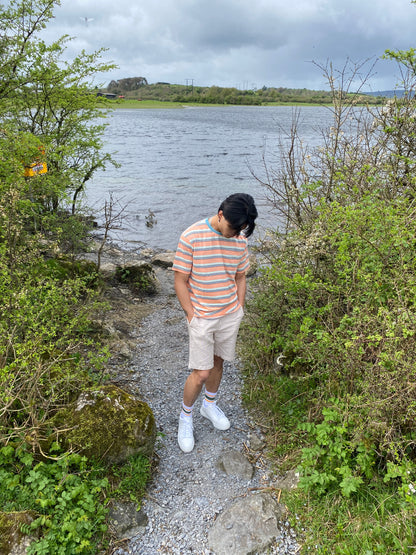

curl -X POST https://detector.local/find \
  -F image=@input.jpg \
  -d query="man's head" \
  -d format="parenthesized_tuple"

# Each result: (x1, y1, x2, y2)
(218, 193, 258, 238)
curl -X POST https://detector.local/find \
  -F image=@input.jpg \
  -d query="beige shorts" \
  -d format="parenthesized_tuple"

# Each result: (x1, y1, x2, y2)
(186, 307, 244, 370)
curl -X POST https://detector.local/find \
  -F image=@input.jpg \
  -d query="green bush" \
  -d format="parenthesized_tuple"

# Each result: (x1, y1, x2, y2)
(0, 443, 109, 554)
(239, 54, 416, 554)
(242, 193, 416, 466)
(297, 401, 377, 497)
(0, 254, 107, 442)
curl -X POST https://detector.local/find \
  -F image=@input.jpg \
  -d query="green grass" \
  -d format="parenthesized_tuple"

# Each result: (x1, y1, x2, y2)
(109, 99, 336, 109)
(286, 485, 416, 554)
(241, 370, 311, 469)
(109, 99, 185, 109)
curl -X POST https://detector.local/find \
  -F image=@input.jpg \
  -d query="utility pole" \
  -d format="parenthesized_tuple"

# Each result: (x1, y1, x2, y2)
(185, 79, 194, 93)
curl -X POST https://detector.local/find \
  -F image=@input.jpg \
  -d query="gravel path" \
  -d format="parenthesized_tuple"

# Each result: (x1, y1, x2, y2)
(107, 265, 299, 555)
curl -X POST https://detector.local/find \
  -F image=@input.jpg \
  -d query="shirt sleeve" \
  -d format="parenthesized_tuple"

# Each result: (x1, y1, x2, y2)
(236, 240, 249, 273)
(172, 233, 193, 273)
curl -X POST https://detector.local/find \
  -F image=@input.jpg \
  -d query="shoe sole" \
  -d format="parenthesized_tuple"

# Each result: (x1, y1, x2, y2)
(178, 439, 194, 453)
(200, 406, 230, 431)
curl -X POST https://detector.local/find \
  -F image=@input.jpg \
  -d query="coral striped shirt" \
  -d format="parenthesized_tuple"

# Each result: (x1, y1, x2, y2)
(172, 218, 250, 318)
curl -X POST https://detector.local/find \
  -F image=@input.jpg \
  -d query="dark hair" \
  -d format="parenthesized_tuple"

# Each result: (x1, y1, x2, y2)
(219, 193, 258, 237)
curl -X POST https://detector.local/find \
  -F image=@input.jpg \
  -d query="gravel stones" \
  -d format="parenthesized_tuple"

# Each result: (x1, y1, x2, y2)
(101, 254, 299, 554)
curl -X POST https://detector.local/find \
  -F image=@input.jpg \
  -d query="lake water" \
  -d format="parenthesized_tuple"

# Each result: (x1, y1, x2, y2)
(86, 105, 336, 251)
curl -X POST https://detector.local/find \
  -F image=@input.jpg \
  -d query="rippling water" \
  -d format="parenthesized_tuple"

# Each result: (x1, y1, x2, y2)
(86, 105, 336, 250)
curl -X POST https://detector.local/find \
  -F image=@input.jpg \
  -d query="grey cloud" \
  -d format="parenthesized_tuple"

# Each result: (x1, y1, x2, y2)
(40, 0, 416, 90)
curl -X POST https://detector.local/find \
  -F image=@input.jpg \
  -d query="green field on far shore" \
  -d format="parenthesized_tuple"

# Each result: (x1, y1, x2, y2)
(111, 99, 185, 108)
(109, 99, 334, 109)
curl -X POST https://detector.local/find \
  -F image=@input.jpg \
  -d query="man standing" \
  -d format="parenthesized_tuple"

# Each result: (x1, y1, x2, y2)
(172, 193, 258, 453)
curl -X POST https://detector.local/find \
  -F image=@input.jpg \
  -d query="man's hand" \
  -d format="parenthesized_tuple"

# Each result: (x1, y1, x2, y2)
(174, 271, 194, 321)
(235, 271, 246, 308)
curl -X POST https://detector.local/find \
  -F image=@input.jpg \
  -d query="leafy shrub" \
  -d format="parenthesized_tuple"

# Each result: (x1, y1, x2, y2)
(243, 191, 416, 463)
(0, 254, 108, 442)
(240, 54, 416, 553)
(298, 401, 376, 497)
(0, 442, 152, 553)
(0, 442, 109, 554)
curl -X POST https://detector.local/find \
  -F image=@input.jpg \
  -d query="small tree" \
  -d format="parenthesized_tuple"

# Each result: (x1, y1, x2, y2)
(0, 0, 118, 224)
(0, 0, 115, 440)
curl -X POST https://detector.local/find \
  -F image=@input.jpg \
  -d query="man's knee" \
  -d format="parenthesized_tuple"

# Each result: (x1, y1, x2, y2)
(191, 369, 211, 386)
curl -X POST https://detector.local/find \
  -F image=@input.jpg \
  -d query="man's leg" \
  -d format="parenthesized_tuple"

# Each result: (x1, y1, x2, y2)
(178, 359, 228, 452)
(178, 368, 209, 453)
(204, 355, 223, 394)
(182, 368, 210, 408)
(182, 355, 223, 411)
(200, 355, 230, 431)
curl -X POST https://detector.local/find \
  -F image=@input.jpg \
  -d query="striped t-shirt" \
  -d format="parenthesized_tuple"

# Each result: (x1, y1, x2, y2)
(172, 218, 250, 318)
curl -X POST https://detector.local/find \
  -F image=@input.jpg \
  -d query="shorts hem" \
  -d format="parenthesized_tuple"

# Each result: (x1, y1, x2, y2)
(188, 364, 214, 371)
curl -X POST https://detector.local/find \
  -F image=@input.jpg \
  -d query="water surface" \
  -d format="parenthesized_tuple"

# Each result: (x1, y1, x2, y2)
(87, 105, 336, 250)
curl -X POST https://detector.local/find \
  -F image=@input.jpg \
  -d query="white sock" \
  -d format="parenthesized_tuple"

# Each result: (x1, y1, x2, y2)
(180, 402, 194, 419)
(203, 389, 218, 407)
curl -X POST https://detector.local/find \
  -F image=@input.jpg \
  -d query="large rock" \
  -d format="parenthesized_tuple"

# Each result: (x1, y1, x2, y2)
(0, 511, 37, 555)
(273, 469, 300, 491)
(217, 449, 254, 480)
(107, 501, 148, 540)
(208, 493, 287, 555)
(50, 385, 156, 465)
(151, 251, 175, 268)
(115, 262, 159, 295)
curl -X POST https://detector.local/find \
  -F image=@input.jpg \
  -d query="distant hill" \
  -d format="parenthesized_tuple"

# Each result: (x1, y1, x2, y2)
(103, 80, 384, 106)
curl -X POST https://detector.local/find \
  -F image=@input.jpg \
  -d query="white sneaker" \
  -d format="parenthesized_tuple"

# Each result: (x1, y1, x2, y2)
(200, 403, 230, 431)
(178, 416, 194, 453)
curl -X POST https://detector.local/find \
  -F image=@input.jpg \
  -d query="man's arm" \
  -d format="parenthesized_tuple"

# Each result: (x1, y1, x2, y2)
(235, 271, 246, 308)
(174, 270, 194, 322)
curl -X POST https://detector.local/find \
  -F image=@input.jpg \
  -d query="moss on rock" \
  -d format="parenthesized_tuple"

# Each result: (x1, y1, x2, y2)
(115, 262, 158, 295)
(49, 385, 156, 465)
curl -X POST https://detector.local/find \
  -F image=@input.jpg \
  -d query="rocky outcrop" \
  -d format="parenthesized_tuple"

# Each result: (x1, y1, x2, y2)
(0, 511, 37, 555)
(49, 385, 156, 465)
(107, 501, 148, 540)
(207, 492, 287, 555)
(115, 261, 159, 295)
(151, 251, 175, 268)
(217, 449, 254, 480)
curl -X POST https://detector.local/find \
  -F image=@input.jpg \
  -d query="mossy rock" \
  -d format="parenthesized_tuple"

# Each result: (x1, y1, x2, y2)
(115, 262, 158, 294)
(49, 385, 156, 465)
(0, 511, 37, 555)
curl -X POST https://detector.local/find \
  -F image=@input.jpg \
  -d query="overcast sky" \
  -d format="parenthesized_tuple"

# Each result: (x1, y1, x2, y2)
(42, 0, 416, 92)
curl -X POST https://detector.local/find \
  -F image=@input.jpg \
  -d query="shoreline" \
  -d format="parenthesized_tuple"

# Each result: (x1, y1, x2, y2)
(105, 99, 336, 109)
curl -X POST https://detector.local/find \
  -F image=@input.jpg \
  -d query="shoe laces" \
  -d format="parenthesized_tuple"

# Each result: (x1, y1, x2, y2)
(180, 417, 193, 437)
(208, 403, 225, 418)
